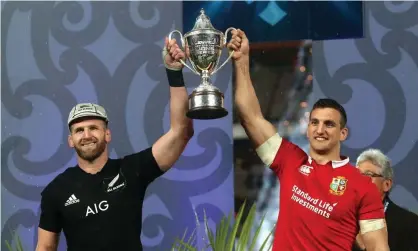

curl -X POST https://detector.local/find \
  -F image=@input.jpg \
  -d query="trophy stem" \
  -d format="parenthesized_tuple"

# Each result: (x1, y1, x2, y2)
(201, 70, 212, 86)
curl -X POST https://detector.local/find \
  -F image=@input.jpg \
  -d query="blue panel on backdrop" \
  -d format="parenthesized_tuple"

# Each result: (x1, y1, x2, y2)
(182, 1, 363, 43)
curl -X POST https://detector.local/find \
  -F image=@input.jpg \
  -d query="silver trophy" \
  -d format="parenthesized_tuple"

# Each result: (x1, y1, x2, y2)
(169, 9, 236, 120)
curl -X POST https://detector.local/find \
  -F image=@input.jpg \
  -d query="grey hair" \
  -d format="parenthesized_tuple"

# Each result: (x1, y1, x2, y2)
(356, 149, 393, 180)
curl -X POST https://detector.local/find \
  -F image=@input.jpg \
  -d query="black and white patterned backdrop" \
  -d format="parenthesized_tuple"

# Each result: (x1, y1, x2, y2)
(1, 1, 234, 250)
(313, 1, 418, 212)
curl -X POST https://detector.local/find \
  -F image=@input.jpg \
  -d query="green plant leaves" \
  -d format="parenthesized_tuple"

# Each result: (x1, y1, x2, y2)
(5, 230, 25, 251)
(173, 201, 275, 251)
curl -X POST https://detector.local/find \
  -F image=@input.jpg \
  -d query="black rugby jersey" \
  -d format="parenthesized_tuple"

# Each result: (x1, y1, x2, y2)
(39, 147, 164, 251)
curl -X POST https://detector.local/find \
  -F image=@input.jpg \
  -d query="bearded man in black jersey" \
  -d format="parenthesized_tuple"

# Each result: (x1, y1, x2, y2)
(35, 37, 193, 251)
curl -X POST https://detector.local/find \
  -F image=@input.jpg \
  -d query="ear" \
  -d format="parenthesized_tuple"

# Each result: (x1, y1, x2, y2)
(340, 127, 348, 141)
(105, 129, 111, 143)
(68, 134, 74, 148)
(382, 179, 393, 193)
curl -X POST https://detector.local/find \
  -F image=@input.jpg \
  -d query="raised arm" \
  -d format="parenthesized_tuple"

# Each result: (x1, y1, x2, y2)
(228, 30, 280, 166)
(228, 30, 277, 148)
(152, 38, 194, 172)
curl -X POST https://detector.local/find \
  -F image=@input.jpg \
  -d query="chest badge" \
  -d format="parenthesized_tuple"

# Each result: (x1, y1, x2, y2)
(329, 176, 347, 196)
(103, 171, 127, 193)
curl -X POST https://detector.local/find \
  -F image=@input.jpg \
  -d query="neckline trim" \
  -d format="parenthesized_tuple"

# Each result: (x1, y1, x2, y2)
(76, 158, 111, 176)
(308, 156, 350, 168)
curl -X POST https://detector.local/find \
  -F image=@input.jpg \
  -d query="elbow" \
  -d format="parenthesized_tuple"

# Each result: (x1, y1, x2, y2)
(172, 125, 194, 142)
(185, 126, 194, 141)
(171, 118, 194, 141)
(184, 119, 194, 140)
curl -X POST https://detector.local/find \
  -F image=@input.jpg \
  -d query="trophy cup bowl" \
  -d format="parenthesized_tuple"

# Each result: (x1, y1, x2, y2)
(168, 9, 236, 120)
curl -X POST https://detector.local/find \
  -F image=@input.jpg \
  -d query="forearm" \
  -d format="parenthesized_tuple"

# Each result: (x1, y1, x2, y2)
(234, 61, 277, 147)
(151, 69, 194, 171)
(167, 69, 193, 137)
(234, 60, 263, 124)
(169, 87, 194, 138)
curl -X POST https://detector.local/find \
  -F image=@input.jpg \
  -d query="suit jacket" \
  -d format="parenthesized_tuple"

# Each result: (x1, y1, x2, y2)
(352, 197, 418, 251)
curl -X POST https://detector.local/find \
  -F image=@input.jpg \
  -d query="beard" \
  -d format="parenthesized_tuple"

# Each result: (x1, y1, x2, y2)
(74, 138, 107, 162)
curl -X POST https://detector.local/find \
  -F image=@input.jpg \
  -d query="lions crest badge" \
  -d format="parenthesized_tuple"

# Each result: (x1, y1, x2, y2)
(329, 176, 347, 196)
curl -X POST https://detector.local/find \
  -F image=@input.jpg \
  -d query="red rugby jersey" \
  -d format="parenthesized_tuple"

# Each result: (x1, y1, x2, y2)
(270, 138, 384, 251)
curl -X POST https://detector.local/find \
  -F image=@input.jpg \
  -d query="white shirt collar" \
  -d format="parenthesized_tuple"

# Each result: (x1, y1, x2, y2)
(308, 156, 350, 168)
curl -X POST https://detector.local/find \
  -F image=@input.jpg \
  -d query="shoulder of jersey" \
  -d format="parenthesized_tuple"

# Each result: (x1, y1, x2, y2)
(342, 162, 358, 172)
(43, 166, 80, 192)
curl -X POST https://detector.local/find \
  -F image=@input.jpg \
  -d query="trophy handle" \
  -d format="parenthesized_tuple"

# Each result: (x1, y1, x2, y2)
(210, 27, 236, 76)
(168, 30, 200, 75)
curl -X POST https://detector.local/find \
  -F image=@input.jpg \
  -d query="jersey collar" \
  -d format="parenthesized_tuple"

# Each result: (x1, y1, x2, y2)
(76, 158, 112, 176)
(308, 156, 350, 168)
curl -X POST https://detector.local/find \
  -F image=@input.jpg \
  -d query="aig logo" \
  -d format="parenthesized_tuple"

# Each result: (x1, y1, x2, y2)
(86, 200, 109, 217)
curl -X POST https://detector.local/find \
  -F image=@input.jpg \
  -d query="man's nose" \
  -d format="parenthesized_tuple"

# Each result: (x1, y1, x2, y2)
(83, 129, 92, 138)
(316, 124, 325, 134)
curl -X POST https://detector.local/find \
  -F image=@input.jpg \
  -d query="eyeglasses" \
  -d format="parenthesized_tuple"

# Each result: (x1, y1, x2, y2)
(362, 172, 384, 178)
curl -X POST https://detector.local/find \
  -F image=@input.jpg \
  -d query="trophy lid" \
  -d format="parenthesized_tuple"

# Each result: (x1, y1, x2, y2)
(191, 8, 220, 32)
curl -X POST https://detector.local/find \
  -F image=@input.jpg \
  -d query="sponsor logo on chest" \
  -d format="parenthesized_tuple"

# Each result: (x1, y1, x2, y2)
(85, 200, 109, 217)
(63, 194, 110, 217)
(291, 185, 338, 219)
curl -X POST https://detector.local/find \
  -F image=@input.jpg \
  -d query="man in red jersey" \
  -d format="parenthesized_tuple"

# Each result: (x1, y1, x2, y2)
(227, 29, 389, 251)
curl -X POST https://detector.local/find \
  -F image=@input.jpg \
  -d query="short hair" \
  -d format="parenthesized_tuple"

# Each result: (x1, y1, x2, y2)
(356, 149, 393, 180)
(311, 98, 347, 128)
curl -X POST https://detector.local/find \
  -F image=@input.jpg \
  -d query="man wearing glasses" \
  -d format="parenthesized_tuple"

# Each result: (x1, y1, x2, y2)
(353, 149, 418, 251)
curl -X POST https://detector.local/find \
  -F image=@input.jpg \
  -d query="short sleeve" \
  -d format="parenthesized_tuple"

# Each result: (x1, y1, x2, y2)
(358, 181, 385, 220)
(122, 147, 164, 185)
(38, 187, 62, 233)
(270, 138, 307, 178)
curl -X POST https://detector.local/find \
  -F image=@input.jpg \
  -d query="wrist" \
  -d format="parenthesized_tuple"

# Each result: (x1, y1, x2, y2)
(165, 64, 183, 71)
(234, 59, 250, 75)
(166, 68, 185, 87)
